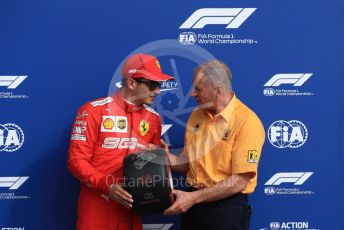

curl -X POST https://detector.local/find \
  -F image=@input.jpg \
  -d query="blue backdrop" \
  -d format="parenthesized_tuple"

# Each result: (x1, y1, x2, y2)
(1, 0, 343, 229)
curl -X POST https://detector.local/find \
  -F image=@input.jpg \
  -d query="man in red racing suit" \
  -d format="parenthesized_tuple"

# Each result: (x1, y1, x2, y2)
(68, 53, 174, 230)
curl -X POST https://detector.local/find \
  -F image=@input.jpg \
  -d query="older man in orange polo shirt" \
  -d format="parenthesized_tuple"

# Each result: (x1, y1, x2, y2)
(163, 60, 265, 230)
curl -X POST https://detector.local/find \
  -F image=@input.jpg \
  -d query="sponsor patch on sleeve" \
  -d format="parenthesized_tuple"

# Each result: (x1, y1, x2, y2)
(74, 120, 87, 126)
(247, 150, 258, 163)
(76, 110, 88, 119)
(90, 97, 113, 107)
(71, 134, 86, 141)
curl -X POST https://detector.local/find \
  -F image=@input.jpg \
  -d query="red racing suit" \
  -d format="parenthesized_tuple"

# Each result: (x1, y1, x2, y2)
(68, 92, 162, 230)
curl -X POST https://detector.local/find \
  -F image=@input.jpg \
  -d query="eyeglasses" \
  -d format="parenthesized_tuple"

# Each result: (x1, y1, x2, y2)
(133, 78, 162, 91)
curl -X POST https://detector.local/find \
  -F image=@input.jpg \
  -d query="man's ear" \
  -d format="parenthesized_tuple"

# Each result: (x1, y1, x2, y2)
(216, 85, 224, 96)
(126, 78, 136, 90)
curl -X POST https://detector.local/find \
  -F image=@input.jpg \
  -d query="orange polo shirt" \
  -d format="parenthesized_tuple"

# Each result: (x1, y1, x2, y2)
(184, 94, 265, 194)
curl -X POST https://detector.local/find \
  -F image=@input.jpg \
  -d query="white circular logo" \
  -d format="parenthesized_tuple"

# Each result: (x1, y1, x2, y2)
(268, 120, 308, 148)
(0, 123, 25, 152)
(178, 32, 197, 45)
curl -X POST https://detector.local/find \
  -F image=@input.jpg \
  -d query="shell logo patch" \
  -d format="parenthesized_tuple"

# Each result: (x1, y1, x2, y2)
(139, 120, 149, 136)
(103, 118, 115, 130)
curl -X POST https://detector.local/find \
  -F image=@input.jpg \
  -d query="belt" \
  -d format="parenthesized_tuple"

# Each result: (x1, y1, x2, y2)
(186, 186, 248, 203)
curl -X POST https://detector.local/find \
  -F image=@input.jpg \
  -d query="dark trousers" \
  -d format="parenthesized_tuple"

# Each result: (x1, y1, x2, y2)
(181, 192, 252, 230)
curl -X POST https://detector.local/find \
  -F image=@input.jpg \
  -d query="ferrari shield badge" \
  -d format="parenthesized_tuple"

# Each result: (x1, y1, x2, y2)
(139, 120, 149, 136)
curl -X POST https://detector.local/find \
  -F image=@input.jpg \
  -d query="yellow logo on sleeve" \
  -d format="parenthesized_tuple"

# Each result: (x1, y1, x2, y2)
(247, 150, 259, 163)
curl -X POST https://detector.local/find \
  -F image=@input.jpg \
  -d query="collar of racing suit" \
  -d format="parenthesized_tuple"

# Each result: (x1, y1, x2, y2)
(113, 92, 143, 112)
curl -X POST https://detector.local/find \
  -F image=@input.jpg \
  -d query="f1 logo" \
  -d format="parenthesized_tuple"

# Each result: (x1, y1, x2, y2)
(265, 172, 313, 186)
(0, 177, 29, 190)
(179, 8, 256, 29)
(264, 73, 313, 87)
(0, 76, 27, 89)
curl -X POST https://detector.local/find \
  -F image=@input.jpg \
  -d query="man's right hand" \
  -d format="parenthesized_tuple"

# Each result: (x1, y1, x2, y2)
(147, 139, 169, 153)
(108, 184, 133, 209)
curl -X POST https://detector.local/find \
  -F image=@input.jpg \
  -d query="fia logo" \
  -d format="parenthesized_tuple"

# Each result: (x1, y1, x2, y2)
(0, 124, 25, 152)
(268, 120, 308, 148)
(263, 88, 275, 96)
(264, 187, 276, 195)
(178, 32, 197, 45)
(270, 222, 281, 230)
